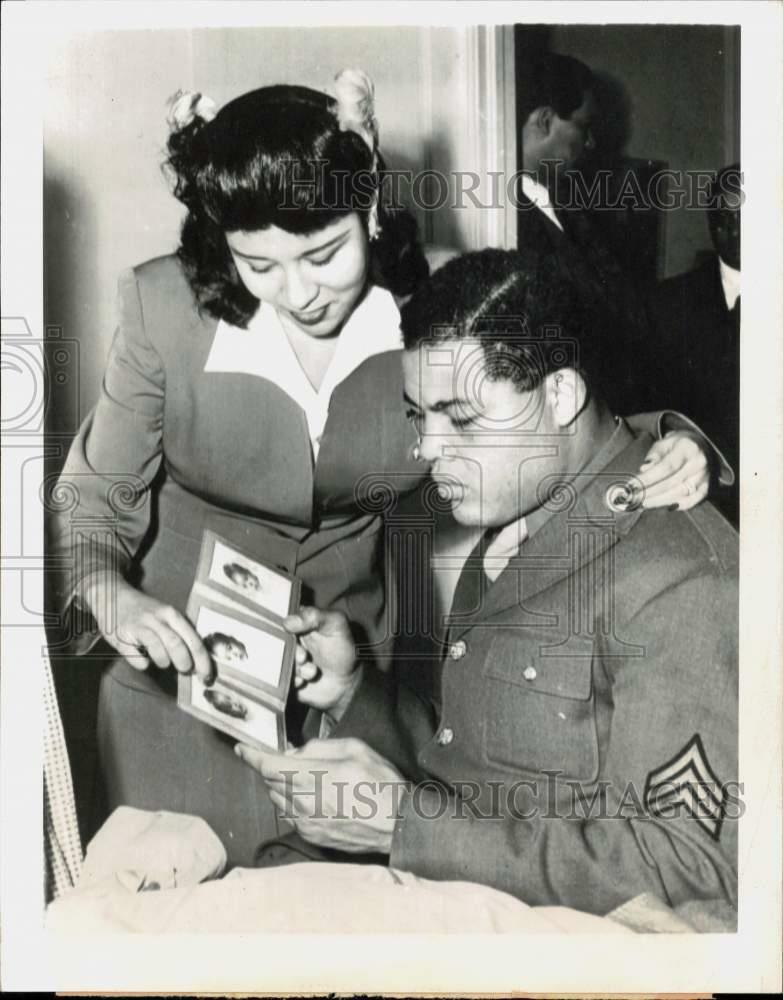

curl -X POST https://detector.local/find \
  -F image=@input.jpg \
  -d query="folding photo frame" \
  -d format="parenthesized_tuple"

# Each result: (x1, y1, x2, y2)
(177, 529, 302, 752)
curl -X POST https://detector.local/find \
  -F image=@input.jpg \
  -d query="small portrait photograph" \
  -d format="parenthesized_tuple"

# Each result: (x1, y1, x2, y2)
(188, 595, 294, 699)
(198, 531, 298, 621)
(181, 674, 284, 752)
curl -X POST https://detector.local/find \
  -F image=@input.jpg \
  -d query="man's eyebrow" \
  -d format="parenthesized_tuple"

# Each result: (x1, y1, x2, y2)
(231, 231, 349, 262)
(403, 392, 472, 413)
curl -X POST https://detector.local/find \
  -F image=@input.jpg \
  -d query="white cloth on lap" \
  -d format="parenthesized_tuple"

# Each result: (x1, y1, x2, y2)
(45, 806, 632, 934)
(77, 806, 227, 891)
(47, 861, 635, 935)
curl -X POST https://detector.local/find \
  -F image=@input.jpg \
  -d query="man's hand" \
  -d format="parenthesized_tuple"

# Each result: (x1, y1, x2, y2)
(235, 737, 409, 855)
(82, 571, 212, 680)
(285, 607, 361, 716)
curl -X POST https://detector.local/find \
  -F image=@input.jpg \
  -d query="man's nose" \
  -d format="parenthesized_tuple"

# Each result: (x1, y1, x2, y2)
(418, 428, 447, 464)
(282, 266, 318, 310)
(583, 128, 596, 153)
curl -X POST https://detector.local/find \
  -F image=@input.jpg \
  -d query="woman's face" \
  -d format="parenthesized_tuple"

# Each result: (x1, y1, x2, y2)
(226, 213, 370, 338)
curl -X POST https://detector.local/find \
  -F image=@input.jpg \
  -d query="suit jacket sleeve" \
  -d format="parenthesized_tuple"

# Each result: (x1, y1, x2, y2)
(48, 267, 166, 651)
(385, 573, 738, 915)
(625, 411, 734, 486)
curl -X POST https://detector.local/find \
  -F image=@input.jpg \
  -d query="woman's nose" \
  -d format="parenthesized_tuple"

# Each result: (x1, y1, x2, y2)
(282, 266, 318, 310)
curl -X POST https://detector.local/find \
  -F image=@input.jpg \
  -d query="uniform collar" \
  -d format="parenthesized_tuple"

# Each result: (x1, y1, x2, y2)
(448, 419, 652, 639)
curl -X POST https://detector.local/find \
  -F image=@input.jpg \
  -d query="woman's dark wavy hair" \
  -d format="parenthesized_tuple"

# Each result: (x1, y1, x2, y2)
(165, 84, 428, 327)
(401, 247, 618, 406)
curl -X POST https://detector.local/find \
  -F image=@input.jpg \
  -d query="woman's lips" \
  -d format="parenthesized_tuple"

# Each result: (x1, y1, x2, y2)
(288, 304, 330, 326)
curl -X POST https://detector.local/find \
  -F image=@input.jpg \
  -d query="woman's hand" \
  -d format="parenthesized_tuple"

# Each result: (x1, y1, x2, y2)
(634, 430, 710, 511)
(81, 571, 212, 679)
(285, 606, 361, 717)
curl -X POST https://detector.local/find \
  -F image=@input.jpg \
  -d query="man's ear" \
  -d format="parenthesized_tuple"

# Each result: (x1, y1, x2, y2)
(547, 368, 588, 428)
(533, 106, 555, 136)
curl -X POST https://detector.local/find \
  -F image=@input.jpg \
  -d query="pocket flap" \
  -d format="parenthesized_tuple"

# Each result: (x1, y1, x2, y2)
(486, 630, 594, 701)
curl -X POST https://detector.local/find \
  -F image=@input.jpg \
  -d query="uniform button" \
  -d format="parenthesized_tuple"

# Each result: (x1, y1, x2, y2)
(523, 665, 537, 681)
(437, 727, 454, 746)
(605, 483, 641, 513)
(449, 640, 467, 661)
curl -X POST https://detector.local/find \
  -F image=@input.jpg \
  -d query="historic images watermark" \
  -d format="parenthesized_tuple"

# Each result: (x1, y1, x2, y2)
(270, 767, 745, 824)
(280, 161, 744, 215)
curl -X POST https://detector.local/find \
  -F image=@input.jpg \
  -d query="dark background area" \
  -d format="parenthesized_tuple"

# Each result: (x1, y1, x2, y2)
(516, 23, 740, 282)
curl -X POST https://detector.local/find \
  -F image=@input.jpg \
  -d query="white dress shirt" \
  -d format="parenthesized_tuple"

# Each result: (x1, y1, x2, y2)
(520, 174, 564, 232)
(483, 518, 529, 581)
(204, 285, 403, 459)
(718, 258, 741, 311)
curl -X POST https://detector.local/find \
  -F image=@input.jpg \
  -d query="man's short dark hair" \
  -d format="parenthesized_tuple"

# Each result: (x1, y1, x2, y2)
(400, 248, 617, 404)
(517, 53, 595, 124)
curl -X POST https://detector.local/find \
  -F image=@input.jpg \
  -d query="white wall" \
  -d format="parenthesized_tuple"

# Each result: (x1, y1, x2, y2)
(44, 25, 492, 422)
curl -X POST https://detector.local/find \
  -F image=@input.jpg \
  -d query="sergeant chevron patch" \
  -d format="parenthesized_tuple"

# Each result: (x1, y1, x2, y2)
(644, 734, 727, 841)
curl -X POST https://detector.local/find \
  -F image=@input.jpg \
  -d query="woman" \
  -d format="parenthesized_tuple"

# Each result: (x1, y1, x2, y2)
(50, 71, 717, 867)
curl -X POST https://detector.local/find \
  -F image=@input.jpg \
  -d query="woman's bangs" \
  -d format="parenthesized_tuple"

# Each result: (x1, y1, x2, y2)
(202, 156, 360, 234)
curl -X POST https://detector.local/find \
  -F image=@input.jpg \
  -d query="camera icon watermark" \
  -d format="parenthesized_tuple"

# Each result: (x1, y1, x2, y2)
(2, 316, 82, 636)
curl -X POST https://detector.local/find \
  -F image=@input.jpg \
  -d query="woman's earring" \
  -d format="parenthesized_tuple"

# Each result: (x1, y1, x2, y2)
(412, 441, 422, 462)
(368, 197, 381, 241)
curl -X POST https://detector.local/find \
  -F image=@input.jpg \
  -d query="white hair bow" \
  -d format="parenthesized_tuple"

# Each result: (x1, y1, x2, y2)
(333, 68, 378, 156)
(167, 90, 217, 130)
(333, 69, 381, 239)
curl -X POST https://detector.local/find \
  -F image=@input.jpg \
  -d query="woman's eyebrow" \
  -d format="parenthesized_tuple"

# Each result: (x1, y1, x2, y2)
(302, 231, 350, 257)
(230, 231, 349, 262)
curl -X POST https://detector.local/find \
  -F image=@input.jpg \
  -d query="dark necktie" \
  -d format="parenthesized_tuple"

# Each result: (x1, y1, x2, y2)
(447, 528, 501, 642)
(730, 295, 740, 331)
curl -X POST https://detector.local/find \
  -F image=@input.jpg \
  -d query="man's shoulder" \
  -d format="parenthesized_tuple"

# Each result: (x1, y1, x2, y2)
(617, 500, 738, 607)
(657, 256, 721, 309)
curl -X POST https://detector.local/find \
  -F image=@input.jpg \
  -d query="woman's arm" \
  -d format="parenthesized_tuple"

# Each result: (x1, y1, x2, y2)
(48, 268, 210, 676)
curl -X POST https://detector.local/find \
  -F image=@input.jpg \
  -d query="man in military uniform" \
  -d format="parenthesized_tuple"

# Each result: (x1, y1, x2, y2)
(238, 249, 739, 920)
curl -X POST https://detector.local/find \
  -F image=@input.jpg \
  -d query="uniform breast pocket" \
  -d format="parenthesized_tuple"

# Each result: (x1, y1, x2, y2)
(483, 632, 600, 782)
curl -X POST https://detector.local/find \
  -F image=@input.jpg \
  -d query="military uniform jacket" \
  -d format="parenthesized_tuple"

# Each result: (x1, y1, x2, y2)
(336, 421, 739, 916)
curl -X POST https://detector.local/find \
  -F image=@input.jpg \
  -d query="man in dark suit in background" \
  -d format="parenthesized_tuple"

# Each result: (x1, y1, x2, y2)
(515, 54, 653, 410)
(652, 165, 741, 527)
